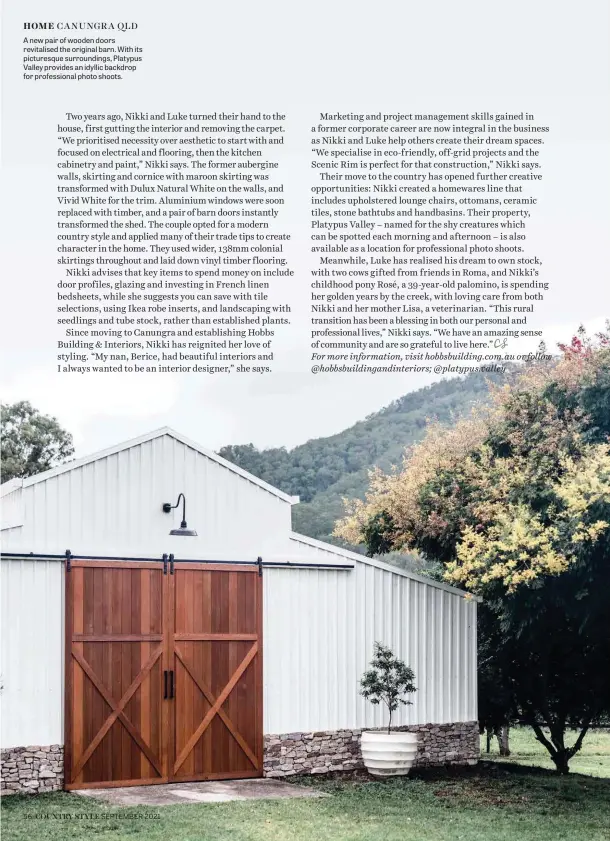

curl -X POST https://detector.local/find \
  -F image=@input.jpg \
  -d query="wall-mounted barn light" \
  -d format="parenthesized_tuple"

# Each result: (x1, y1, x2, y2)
(162, 493, 198, 536)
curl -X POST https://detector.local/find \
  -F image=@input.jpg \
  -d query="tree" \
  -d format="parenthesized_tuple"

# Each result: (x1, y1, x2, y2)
(1, 401, 74, 482)
(337, 330, 610, 773)
(477, 604, 515, 756)
(360, 642, 417, 734)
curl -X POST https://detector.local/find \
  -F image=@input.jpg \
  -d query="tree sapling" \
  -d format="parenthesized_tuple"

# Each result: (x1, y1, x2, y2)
(360, 642, 417, 734)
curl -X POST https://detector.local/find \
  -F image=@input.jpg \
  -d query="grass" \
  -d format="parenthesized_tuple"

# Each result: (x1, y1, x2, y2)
(480, 726, 610, 778)
(2, 728, 610, 841)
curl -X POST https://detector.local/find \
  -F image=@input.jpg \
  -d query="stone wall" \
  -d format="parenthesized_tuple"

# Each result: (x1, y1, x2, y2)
(263, 721, 480, 777)
(1, 745, 64, 794)
(1, 722, 479, 791)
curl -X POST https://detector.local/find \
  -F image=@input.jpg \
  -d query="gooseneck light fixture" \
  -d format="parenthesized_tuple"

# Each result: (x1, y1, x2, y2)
(162, 493, 198, 536)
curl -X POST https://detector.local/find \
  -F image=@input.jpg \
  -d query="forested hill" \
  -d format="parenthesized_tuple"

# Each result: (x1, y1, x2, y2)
(219, 371, 503, 545)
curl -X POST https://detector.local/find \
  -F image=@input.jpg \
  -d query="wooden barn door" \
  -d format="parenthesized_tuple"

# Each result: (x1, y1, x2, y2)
(65, 560, 169, 789)
(169, 564, 263, 781)
(65, 559, 263, 789)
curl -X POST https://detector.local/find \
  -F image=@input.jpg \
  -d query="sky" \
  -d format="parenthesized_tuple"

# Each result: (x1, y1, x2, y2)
(2, 1, 609, 458)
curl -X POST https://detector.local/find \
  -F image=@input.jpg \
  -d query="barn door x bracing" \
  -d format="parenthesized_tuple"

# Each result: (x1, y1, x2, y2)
(64, 560, 263, 789)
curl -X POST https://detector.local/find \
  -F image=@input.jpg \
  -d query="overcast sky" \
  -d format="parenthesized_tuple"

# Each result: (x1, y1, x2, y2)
(2, 1, 609, 458)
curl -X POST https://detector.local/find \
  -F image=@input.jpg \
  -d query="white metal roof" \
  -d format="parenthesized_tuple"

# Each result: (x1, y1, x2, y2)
(0, 427, 299, 505)
(289, 531, 478, 600)
(1, 428, 475, 599)
(0, 478, 21, 497)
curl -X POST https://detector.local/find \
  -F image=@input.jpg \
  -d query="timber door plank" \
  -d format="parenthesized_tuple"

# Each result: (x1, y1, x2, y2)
(163, 564, 175, 781)
(140, 569, 151, 782)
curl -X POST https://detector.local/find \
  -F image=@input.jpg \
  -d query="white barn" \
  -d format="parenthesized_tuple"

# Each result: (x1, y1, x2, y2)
(0, 427, 478, 793)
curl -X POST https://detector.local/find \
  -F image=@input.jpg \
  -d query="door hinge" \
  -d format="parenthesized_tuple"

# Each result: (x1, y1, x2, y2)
(65, 549, 72, 572)
(163, 553, 168, 575)
(257, 556, 263, 577)
(169, 553, 175, 575)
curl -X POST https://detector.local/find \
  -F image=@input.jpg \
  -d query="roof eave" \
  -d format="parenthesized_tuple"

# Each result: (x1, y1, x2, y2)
(289, 531, 481, 601)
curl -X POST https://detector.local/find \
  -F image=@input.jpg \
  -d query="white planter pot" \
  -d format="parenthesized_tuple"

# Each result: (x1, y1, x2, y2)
(360, 730, 418, 777)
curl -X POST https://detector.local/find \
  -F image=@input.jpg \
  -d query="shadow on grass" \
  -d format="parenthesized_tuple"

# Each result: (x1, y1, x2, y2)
(289, 759, 610, 798)
(285, 761, 610, 822)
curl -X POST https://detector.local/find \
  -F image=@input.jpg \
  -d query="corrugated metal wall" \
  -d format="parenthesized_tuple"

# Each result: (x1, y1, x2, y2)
(0, 559, 64, 748)
(263, 564, 477, 734)
(0, 434, 292, 559)
(0, 555, 476, 749)
(0, 431, 476, 749)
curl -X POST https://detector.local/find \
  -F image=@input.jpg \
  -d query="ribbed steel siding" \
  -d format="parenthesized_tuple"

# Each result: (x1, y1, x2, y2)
(0, 559, 64, 748)
(0, 486, 23, 529)
(1, 436, 291, 558)
(263, 563, 477, 733)
(0, 556, 476, 748)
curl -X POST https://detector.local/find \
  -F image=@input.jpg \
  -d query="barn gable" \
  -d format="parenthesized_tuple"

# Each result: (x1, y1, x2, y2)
(1, 426, 479, 785)
(0, 427, 296, 559)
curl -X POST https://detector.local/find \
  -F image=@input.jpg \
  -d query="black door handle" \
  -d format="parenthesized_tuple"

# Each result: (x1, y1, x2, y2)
(169, 670, 175, 699)
(163, 670, 168, 699)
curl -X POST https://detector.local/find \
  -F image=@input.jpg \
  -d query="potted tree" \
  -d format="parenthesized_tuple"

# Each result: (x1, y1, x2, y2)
(359, 642, 418, 777)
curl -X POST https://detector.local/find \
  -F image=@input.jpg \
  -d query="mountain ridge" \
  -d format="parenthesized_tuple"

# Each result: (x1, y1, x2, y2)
(218, 371, 503, 546)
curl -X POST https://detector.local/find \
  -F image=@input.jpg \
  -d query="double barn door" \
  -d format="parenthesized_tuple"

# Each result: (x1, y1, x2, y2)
(64, 560, 263, 789)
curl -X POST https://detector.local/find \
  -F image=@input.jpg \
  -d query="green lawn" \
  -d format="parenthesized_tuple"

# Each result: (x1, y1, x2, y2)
(2, 729, 610, 841)
(480, 726, 610, 778)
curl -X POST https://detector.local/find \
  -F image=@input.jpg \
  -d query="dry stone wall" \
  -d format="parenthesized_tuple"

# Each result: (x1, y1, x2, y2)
(1, 745, 64, 794)
(1, 722, 479, 792)
(263, 721, 480, 777)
